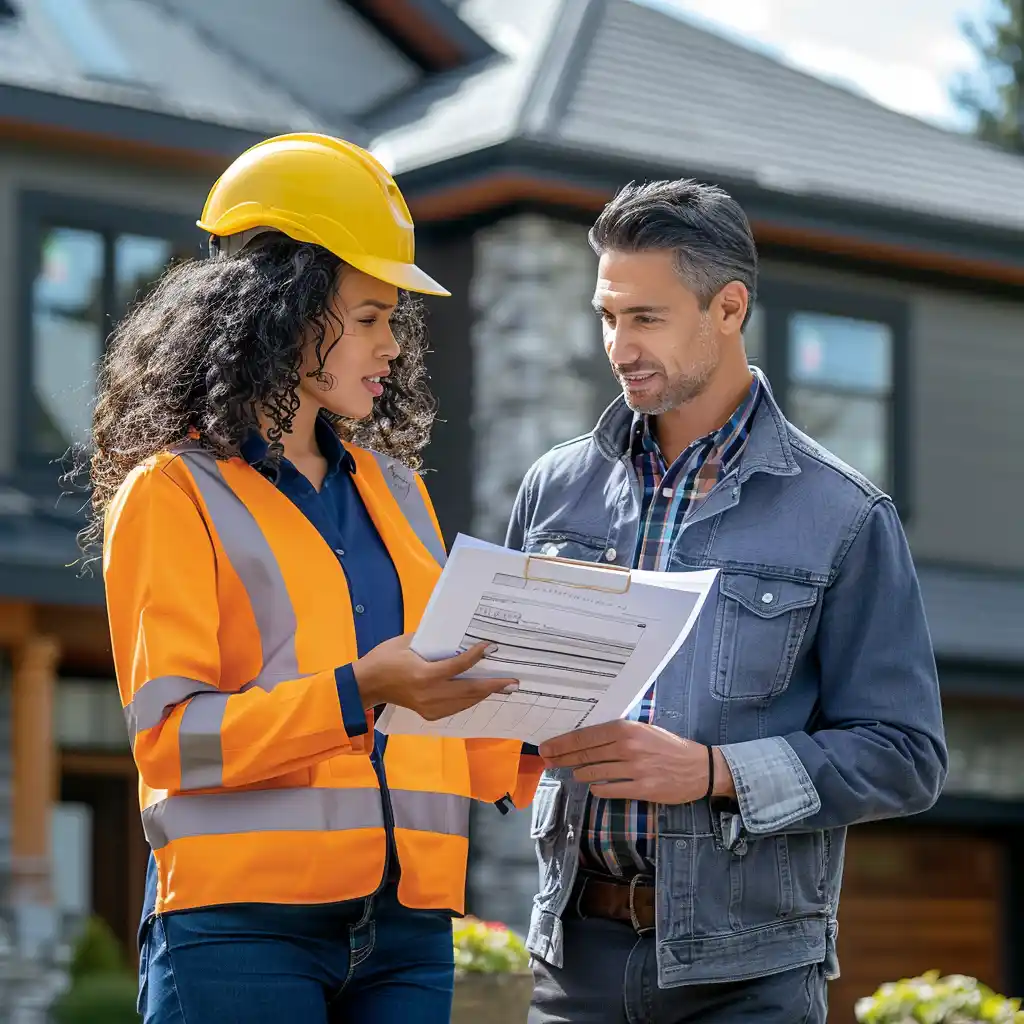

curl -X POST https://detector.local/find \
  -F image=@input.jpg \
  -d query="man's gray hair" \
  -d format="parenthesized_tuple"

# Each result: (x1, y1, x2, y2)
(589, 179, 758, 327)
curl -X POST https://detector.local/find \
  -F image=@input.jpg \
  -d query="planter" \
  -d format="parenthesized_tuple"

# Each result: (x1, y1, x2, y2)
(452, 971, 534, 1024)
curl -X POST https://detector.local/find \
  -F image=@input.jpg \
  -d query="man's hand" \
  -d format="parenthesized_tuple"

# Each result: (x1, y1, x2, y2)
(353, 634, 518, 721)
(538, 719, 736, 803)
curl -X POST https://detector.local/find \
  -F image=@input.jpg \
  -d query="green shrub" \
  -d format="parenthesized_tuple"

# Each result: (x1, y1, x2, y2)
(51, 972, 139, 1024)
(67, 916, 127, 982)
(855, 971, 1024, 1024)
(52, 915, 138, 1023)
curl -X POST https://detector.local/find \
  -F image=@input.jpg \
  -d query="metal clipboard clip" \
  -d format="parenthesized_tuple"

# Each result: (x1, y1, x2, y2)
(524, 554, 631, 594)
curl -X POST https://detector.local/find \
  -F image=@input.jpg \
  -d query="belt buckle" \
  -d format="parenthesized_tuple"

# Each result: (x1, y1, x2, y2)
(628, 875, 653, 935)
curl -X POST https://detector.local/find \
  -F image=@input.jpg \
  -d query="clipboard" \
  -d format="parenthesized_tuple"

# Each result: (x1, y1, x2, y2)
(524, 553, 631, 594)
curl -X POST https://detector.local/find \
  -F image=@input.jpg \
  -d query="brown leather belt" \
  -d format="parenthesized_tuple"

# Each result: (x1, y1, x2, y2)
(572, 874, 655, 933)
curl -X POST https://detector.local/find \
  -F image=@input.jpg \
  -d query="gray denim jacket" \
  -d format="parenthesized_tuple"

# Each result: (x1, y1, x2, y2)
(505, 372, 947, 989)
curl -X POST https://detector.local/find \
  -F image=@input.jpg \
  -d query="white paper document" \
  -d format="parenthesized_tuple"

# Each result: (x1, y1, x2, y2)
(376, 534, 718, 745)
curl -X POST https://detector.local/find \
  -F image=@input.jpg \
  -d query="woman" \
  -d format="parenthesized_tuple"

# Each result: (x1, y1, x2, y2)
(87, 133, 542, 1024)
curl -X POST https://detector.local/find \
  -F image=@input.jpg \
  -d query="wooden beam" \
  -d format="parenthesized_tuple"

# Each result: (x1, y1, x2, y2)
(752, 221, 1024, 288)
(408, 174, 1024, 287)
(0, 600, 33, 647)
(350, 0, 466, 70)
(0, 117, 231, 174)
(36, 604, 112, 670)
(61, 751, 136, 778)
(409, 173, 609, 222)
(10, 632, 61, 905)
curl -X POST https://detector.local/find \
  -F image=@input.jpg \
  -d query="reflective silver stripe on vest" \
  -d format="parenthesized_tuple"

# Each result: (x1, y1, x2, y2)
(142, 787, 386, 850)
(370, 452, 447, 567)
(124, 676, 220, 745)
(177, 696, 230, 790)
(131, 448, 305, 789)
(390, 790, 470, 838)
(180, 451, 300, 686)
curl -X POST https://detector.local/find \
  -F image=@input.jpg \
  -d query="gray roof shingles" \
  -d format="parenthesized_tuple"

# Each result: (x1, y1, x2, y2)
(0, 0, 334, 137)
(372, 0, 1024, 236)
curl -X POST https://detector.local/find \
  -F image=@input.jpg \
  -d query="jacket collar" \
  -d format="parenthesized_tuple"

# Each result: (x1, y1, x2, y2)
(592, 367, 799, 481)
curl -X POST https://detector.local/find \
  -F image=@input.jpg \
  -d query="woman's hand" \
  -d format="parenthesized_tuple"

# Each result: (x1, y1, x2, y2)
(353, 634, 518, 721)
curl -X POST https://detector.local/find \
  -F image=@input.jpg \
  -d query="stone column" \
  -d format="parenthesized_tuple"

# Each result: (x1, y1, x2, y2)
(468, 213, 610, 544)
(466, 214, 607, 931)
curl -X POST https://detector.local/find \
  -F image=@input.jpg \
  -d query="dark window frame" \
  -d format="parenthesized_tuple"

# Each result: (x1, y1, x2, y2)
(755, 277, 912, 519)
(15, 189, 204, 487)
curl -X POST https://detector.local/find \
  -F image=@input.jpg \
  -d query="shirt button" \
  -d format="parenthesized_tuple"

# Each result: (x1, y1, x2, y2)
(335, 548, 345, 558)
(354, 604, 365, 615)
(761, 593, 774, 605)
(604, 547, 617, 562)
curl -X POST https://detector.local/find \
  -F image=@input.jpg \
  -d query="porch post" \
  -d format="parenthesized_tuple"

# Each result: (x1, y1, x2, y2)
(10, 633, 61, 910)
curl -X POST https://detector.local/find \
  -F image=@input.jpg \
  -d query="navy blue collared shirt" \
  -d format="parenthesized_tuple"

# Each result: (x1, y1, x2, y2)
(141, 417, 404, 928)
(240, 417, 404, 736)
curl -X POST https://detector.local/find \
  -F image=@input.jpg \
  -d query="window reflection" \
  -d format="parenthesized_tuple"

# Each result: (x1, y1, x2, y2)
(789, 313, 892, 393)
(28, 226, 188, 462)
(787, 312, 894, 489)
(115, 234, 174, 315)
(31, 228, 104, 456)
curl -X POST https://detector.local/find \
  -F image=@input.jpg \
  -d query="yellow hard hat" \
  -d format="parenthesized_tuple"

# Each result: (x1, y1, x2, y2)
(197, 132, 449, 296)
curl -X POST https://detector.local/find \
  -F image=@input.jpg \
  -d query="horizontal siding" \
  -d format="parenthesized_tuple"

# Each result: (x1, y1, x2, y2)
(911, 290, 1024, 568)
(759, 258, 1024, 571)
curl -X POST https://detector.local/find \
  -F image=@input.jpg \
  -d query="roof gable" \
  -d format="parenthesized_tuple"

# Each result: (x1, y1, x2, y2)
(372, 0, 1024, 237)
(550, 0, 1024, 234)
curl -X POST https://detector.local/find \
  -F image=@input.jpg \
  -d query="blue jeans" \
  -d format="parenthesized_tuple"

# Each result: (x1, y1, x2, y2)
(138, 883, 455, 1023)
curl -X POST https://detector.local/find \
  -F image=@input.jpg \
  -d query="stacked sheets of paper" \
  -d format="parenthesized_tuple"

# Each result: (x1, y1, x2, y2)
(376, 534, 718, 745)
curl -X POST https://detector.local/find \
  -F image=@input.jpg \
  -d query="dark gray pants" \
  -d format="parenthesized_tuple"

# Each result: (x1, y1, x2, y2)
(528, 916, 828, 1024)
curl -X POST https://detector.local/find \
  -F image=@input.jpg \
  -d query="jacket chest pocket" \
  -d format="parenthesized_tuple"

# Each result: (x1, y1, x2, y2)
(524, 530, 613, 563)
(711, 573, 818, 700)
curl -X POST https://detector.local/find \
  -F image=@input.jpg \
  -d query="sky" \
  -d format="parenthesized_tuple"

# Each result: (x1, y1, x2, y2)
(639, 0, 994, 131)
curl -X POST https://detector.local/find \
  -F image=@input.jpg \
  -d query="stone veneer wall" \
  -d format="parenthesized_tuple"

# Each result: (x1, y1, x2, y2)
(463, 214, 608, 932)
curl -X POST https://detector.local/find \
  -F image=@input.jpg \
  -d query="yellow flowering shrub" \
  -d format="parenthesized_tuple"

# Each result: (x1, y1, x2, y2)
(855, 971, 1024, 1024)
(452, 917, 530, 974)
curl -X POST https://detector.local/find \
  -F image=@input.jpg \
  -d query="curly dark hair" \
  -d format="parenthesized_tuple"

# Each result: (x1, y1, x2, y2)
(77, 236, 435, 559)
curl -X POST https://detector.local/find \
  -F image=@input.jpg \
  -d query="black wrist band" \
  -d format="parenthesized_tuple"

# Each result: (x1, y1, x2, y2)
(704, 745, 715, 801)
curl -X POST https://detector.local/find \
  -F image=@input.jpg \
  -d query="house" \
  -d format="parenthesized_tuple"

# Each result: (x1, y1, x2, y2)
(0, 0, 1021, 1017)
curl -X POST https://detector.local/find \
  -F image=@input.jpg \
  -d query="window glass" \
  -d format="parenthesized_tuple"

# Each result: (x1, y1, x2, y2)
(115, 234, 174, 315)
(28, 226, 187, 462)
(744, 303, 765, 367)
(786, 311, 894, 488)
(30, 228, 104, 456)
(788, 388, 890, 489)
(54, 678, 127, 750)
(788, 312, 892, 394)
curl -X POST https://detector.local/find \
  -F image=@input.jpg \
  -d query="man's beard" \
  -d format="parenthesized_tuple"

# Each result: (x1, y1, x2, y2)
(618, 317, 719, 415)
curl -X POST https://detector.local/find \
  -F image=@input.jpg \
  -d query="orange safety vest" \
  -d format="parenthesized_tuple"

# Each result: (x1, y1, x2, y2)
(103, 441, 541, 916)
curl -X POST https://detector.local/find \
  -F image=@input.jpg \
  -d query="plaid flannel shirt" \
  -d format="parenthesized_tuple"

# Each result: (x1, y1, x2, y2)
(578, 375, 762, 878)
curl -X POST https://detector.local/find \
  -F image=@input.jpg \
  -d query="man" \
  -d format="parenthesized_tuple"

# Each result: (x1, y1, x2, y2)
(506, 179, 947, 1023)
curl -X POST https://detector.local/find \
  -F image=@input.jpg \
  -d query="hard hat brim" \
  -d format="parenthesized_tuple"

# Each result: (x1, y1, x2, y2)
(344, 252, 451, 297)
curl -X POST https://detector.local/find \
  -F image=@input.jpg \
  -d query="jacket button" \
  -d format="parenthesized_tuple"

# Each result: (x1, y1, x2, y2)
(335, 548, 345, 558)
(604, 547, 617, 562)
(354, 604, 365, 614)
(761, 593, 774, 605)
